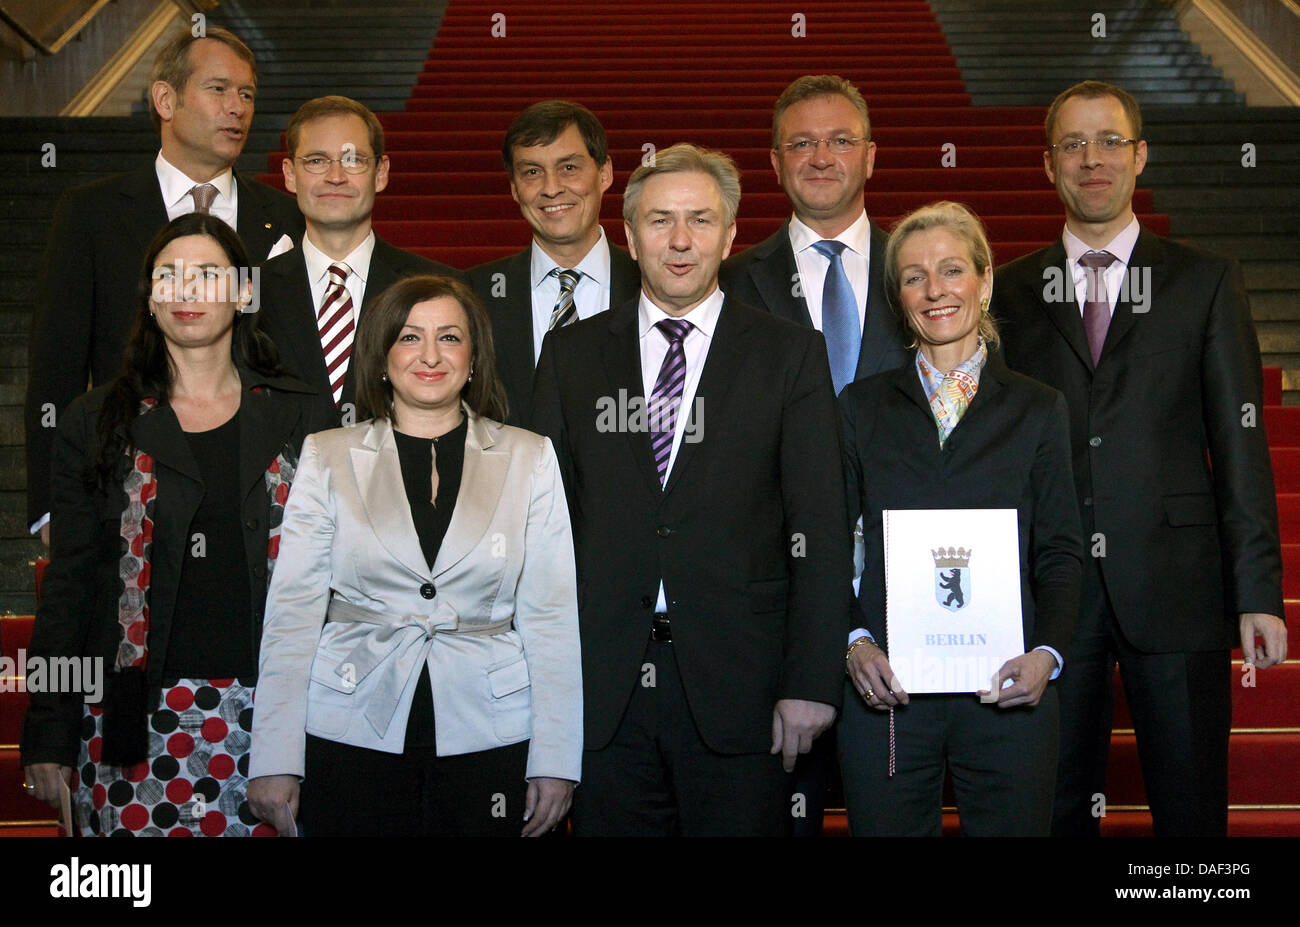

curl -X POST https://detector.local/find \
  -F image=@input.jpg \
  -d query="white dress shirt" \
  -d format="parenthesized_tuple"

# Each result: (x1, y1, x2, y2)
(788, 210, 872, 329)
(302, 231, 376, 325)
(529, 228, 615, 362)
(638, 287, 725, 613)
(155, 152, 237, 228)
(1063, 215, 1140, 317)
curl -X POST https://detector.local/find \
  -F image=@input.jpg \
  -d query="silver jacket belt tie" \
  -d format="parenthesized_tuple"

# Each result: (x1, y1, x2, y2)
(324, 596, 515, 738)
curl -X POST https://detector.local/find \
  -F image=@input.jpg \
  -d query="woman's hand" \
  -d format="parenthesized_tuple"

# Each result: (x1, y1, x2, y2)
(846, 639, 909, 710)
(521, 777, 573, 837)
(247, 774, 300, 836)
(23, 762, 72, 808)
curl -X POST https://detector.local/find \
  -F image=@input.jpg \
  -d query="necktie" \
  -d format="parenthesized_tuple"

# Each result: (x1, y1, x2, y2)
(548, 269, 581, 330)
(810, 240, 860, 395)
(648, 318, 693, 487)
(318, 263, 355, 405)
(1078, 250, 1118, 366)
(189, 183, 218, 215)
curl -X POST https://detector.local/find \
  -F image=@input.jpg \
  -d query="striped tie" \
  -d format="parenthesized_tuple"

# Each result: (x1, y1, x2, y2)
(648, 318, 693, 487)
(548, 268, 581, 330)
(318, 263, 355, 405)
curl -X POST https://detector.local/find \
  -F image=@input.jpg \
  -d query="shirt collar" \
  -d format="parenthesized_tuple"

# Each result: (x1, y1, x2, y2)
(1062, 215, 1140, 267)
(915, 338, 989, 392)
(637, 286, 725, 339)
(529, 227, 611, 289)
(302, 231, 376, 286)
(788, 210, 871, 256)
(155, 151, 234, 212)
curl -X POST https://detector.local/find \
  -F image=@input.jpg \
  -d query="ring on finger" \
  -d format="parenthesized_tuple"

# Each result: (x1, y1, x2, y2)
(864, 688, 875, 701)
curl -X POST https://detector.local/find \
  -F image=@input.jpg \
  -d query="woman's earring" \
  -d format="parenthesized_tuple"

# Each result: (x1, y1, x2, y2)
(468, 366, 474, 383)
(980, 297, 990, 313)
(381, 372, 389, 383)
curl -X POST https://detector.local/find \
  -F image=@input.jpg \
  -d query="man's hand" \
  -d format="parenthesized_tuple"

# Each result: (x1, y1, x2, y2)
(1240, 612, 1287, 668)
(521, 777, 573, 837)
(247, 774, 300, 836)
(770, 699, 836, 772)
(979, 650, 1057, 708)
(846, 639, 908, 710)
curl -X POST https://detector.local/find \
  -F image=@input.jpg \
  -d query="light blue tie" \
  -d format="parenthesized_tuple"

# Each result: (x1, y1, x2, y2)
(811, 239, 860, 394)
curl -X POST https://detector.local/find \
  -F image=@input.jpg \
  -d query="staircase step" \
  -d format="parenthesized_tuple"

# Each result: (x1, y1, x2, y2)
(1105, 731, 1300, 804)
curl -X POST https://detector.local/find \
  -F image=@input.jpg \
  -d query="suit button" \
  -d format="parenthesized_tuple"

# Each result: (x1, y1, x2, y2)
(420, 583, 436, 599)
(254, 564, 266, 578)
(1088, 436, 1102, 447)
(656, 525, 672, 537)
(1083, 497, 1093, 507)
(244, 517, 259, 530)
(640, 595, 653, 609)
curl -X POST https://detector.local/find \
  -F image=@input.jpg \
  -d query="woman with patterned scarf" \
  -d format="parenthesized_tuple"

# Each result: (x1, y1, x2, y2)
(20, 213, 336, 836)
(837, 202, 1084, 836)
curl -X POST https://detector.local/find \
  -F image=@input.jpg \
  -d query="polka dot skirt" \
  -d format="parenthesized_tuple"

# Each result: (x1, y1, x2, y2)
(74, 678, 278, 837)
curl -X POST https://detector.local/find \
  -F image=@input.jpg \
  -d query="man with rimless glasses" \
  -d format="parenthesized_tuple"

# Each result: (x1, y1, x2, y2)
(257, 96, 461, 415)
(721, 75, 910, 836)
(993, 80, 1285, 837)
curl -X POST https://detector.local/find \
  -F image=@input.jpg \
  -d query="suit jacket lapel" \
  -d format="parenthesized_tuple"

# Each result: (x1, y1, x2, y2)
(117, 169, 170, 261)
(856, 220, 897, 380)
(432, 413, 508, 577)
(236, 378, 307, 499)
(746, 223, 814, 327)
(662, 297, 748, 497)
(609, 245, 641, 307)
(602, 301, 662, 496)
(1100, 227, 1166, 361)
(1035, 239, 1095, 371)
(235, 172, 279, 258)
(272, 250, 333, 399)
(350, 419, 430, 581)
(129, 402, 202, 482)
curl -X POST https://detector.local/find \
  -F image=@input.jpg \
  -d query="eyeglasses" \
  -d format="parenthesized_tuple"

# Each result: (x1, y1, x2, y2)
(779, 136, 867, 156)
(1049, 136, 1139, 157)
(295, 155, 374, 174)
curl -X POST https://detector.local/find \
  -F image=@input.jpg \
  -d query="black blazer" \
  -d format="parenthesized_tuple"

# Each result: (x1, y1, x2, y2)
(720, 218, 910, 383)
(24, 166, 303, 524)
(993, 228, 1283, 651)
(20, 369, 336, 767)
(531, 296, 852, 754)
(840, 354, 1084, 659)
(468, 242, 640, 425)
(255, 234, 461, 412)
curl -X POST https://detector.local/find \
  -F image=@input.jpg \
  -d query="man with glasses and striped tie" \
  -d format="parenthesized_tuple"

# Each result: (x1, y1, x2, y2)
(532, 144, 850, 836)
(469, 101, 640, 425)
(257, 96, 460, 420)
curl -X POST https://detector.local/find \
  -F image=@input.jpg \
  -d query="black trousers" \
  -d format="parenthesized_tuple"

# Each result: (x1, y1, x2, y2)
(838, 679, 1059, 836)
(1052, 560, 1231, 836)
(301, 668, 529, 836)
(572, 639, 787, 837)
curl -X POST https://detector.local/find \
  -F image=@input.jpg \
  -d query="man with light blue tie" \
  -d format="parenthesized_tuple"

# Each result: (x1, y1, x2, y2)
(721, 74, 910, 836)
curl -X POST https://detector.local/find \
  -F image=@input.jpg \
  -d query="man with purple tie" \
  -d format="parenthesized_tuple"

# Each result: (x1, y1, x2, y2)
(531, 144, 851, 836)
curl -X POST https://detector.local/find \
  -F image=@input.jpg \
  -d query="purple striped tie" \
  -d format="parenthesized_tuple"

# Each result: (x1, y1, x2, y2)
(648, 318, 693, 487)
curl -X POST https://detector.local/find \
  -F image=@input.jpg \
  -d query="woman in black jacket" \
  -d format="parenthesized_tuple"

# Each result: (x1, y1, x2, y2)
(21, 213, 335, 836)
(838, 201, 1084, 836)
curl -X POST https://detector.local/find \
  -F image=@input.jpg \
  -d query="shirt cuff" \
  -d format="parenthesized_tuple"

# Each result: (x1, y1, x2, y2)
(1033, 644, 1064, 680)
(848, 628, 875, 646)
(30, 512, 50, 534)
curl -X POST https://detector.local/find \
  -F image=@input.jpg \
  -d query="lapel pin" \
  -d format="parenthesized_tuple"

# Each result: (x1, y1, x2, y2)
(265, 222, 272, 229)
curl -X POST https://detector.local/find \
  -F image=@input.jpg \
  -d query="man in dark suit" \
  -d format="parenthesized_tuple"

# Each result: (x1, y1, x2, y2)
(256, 96, 459, 419)
(992, 80, 1286, 837)
(720, 74, 910, 834)
(531, 144, 850, 836)
(720, 74, 908, 391)
(24, 28, 302, 542)
(468, 101, 639, 425)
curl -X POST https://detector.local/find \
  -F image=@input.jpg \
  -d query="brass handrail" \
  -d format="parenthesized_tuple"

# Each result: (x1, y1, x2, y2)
(0, 0, 115, 56)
